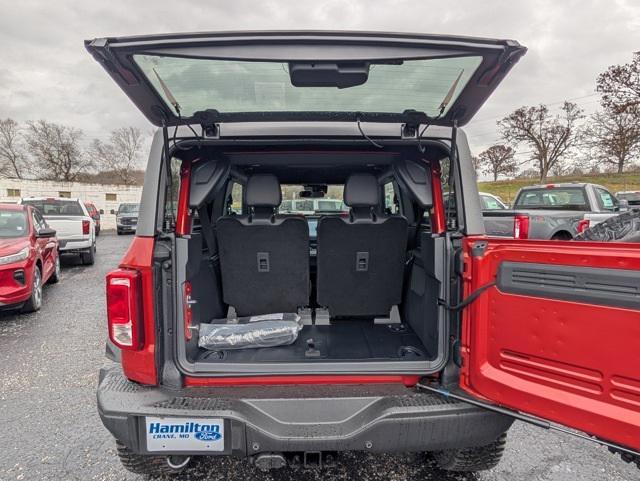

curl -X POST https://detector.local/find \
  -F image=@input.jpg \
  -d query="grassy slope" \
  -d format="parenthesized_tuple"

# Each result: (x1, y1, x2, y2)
(478, 172, 640, 204)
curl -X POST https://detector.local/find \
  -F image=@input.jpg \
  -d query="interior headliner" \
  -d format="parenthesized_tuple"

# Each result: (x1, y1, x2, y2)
(213, 146, 447, 184)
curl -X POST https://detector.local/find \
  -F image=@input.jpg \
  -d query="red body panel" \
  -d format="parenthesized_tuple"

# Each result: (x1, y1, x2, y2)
(118, 236, 157, 385)
(185, 375, 421, 387)
(429, 160, 446, 234)
(175, 159, 192, 236)
(0, 257, 35, 305)
(460, 237, 640, 451)
(85, 202, 101, 230)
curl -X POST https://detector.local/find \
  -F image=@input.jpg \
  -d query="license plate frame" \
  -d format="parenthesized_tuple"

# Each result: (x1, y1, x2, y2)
(144, 416, 226, 452)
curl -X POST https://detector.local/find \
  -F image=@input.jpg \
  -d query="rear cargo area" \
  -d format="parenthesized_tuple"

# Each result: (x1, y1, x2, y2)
(194, 319, 431, 364)
(173, 144, 450, 375)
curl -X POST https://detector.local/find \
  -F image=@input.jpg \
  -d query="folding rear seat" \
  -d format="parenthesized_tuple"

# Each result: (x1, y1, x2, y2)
(316, 173, 408, 318)
(216, 174, 310, 317)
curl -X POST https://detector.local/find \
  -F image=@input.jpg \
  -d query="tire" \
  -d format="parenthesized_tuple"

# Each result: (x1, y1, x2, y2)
(433, 432, 507, 472)
(22, 265, 43, 313)
(116, 441, 190, 476)
(95, 226, 100, 237)
(48, 256, 61, 284)
(117, 229, 122, 235)
(574, 210, 640, 243)
(81, 245, 95, 265)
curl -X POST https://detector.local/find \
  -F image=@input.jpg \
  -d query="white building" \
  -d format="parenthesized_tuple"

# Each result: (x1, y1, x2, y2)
(0, 178, 142, 230)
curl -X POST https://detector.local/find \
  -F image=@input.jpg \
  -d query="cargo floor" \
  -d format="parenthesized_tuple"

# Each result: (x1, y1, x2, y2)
(195, 320, 433, 363)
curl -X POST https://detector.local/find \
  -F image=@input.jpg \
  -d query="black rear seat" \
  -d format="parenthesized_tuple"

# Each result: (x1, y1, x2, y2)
(216, 174, 310, 316)
(316, 173, 408, 317)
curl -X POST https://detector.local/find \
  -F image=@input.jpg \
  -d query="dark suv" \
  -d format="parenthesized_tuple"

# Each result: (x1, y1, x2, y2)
(114, 203, 139, 235)
(87, 31, 640, 476)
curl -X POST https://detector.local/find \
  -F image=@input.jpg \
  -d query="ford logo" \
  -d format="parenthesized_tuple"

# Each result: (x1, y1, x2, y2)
(195, 431, 222, 441)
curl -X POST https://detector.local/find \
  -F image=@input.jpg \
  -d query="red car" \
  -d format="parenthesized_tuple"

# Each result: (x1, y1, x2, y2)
(0, 204, 60, 312)
(84, 201, 101, 236)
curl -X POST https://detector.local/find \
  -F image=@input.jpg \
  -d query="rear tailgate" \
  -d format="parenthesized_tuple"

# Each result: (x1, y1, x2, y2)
(85, 31, 526, 128)
(45, 217, 84, 238)
(44, 217, 91, 249)
(482, 210, 517, 237)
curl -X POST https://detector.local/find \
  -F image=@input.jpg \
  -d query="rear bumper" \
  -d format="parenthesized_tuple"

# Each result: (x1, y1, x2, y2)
(98, 365, 513, 457)
(58, 238, 92, 252)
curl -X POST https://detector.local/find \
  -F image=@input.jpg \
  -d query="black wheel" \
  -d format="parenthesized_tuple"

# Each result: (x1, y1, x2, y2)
(81, 245, 95, 265)
(116, 441, 190, 476)
(22, 265, 43, 313)
(432, 432, 507, 472)
(48, 256, 61, 284)
(117, 229, 122, 235)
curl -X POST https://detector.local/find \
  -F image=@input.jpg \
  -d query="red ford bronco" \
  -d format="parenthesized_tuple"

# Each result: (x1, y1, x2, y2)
(86, 31, 640, 475)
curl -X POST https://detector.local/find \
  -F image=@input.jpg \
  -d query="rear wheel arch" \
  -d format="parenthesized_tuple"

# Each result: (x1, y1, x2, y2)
(550, 230, 573, 240)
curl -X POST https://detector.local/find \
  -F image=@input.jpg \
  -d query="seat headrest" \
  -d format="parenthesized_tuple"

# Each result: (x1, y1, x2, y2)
(344, 173, 379, 207)
(245, 174, 281, 208)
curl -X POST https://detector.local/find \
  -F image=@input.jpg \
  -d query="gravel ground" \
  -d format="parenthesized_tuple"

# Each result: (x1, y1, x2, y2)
(0, 233, 637, 481)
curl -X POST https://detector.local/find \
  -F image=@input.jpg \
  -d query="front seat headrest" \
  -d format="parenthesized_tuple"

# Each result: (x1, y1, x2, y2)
(245, 174, 281, 208)
(344, 173, 379, 208)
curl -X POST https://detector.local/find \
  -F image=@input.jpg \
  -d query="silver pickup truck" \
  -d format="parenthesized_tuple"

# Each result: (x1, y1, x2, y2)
(482, 183, 625, 240)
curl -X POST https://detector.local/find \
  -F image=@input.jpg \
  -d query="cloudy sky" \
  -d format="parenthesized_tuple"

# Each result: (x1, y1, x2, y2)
(1, 0, 639, 159)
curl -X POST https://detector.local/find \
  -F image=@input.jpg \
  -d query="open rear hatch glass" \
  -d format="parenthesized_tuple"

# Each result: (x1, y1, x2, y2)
(85, 31, 526, 127)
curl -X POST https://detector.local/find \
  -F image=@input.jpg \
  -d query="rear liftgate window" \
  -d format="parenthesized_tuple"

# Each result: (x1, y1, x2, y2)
(134, 56, 483, 118)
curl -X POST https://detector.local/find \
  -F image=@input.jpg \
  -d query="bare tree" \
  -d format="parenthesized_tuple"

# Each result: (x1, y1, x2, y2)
(584, 108, 640, 173)
(597, 52, 640, 114)
(499, 102, 583, 182)
(478, 144, 517, 181)
(470, 155, 481, 178)
(91, 127, 144, 185)
(24, 120, 90, 181)
(0, 118, 26, 178)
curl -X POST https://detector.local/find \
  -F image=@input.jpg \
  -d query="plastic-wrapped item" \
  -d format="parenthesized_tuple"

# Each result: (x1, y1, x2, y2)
(198, 313, 302, 350)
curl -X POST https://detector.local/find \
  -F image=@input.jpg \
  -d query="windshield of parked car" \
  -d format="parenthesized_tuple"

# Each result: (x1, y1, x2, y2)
(118, 204, 139, 214)
(0, 210, 28, 238)
(617, 192, 640, 203)
(480, 194, 506, 210)
(514, 187, 589, 210)
(133, 55, 483, 118)
(21, 199, 84, 216)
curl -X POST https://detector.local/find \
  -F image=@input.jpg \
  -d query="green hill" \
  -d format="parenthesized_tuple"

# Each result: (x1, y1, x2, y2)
(478, 172, 640, 204)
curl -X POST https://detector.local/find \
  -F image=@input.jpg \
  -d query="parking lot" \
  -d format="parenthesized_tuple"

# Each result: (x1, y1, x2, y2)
(0, 233, 636, 481)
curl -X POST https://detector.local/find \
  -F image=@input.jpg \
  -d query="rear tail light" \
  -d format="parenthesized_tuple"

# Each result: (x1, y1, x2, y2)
(513, 214, 530, 239)
(577, 219, 590, 233)
(82, 220, 90, 235)
(106, 269, 143, 350)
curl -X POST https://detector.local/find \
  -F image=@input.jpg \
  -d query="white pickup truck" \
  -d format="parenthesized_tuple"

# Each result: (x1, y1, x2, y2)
(19, 197, 96, 265)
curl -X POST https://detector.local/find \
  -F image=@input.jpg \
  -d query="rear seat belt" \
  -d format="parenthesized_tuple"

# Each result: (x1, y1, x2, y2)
(198, 205, 219, 265)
